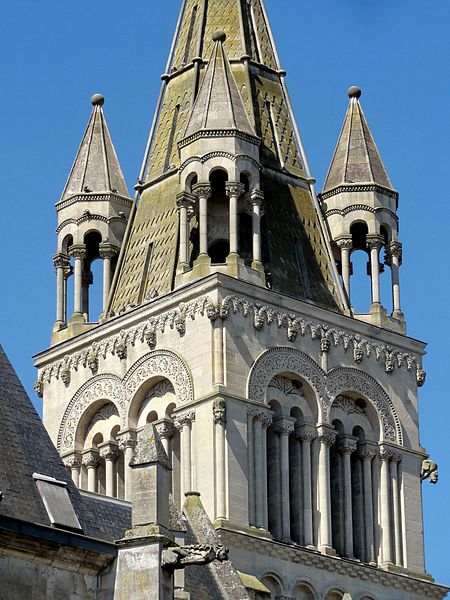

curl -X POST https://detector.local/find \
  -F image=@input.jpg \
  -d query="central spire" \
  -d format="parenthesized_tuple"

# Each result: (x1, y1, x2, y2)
(110, 1, 345, 315)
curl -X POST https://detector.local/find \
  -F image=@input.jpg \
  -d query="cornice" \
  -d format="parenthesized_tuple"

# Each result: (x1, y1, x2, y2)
(56, 214, 128, 235)
(178, 129, 261, 150)
(35, 289, 425, 391)
(319, 184, 399, 202)
(218, 528, 448, 600)
(55, 192, 132, 212)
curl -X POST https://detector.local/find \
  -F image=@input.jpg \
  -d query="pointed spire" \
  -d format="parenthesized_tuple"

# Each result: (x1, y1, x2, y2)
(61, 94, 130, 201)
(322, 87, 396, 195)
(184, 31, 255, 138)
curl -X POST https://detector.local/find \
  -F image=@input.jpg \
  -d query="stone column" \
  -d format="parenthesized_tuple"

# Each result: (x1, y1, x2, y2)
(254, 411, 273, 530)
(317, 425, 337, 554)
(192, 183, 211, 257)
(379, 445, 394, 566)
(391, 452, 403, 566)
(358, 442, 377, 564)
(247, 410, 256, 526)
(118, 430, 137, 502)
(63, 260, 72, 323)
(336, 236, 353, 303)
(99, 243, 119, 314)
(338, 435, 358, 558)
(296, 425, 316, 548)
(154, 419, 175, 458)
(250, 190, 264, 267)
(213, 398, 227, 520)
(81, 270, 93, 321)
(226, 182, 245, 256)
(63, 453, 81, 488)
(174, 411, 195, 498)
(69, 244, 87, 318)
(176, 192, 195, 268)
(99, 442, 119, 498)
(82, 449, 100, 493)
(273, 417, 296, 542)
(53, 253, 69, 327)
(367, 235, 384, 307)
(386, 241, 403, 319)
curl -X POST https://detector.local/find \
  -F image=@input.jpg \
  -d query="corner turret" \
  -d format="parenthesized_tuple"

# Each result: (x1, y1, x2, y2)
(52, 94, 132, 343)
(319, 87, 404, 332)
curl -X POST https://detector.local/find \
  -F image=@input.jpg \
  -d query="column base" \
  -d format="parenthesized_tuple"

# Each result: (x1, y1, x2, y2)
(52, 320, 66, 333)
(392, 309, 405, 321)
(320, 545, 336, 556)
(251, 259, 265, 278)
(176, 262, 190, 275)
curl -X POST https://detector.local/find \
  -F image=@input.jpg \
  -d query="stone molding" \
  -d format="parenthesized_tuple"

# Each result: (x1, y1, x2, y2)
(57, 350, 193, 452)
(37, 293, 425, 394)
(179, 152, 261, 175)
(248, 348, 402, 444)
(57, 213, 128, 235)
(219, 530, 448, 600)
(55, 192, 132, 213)
(39, 297, 210, 386)
(178, 128, 260, 150)
(320, 184, 399, 201)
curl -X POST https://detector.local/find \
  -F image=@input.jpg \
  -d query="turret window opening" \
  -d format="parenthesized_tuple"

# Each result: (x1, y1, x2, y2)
(379, 225, 391, 310)
(208, 169, 229, 263)
(349, 222, 371, 313)
(83, 231, 102, 322)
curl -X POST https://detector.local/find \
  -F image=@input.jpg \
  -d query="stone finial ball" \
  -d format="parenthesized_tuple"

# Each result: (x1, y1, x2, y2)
(348, 86, 362, 99)
(212, 30, 227, 43)
(91, 93, 105, 106)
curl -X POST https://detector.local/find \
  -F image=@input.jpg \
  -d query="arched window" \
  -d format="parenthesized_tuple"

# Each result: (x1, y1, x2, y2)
(83, 230, 102, 321)
(293, 582, 315, 600)
(208, 169, 229, 264)
(261, 574, 283, 598)
(350, 222, 370, 313)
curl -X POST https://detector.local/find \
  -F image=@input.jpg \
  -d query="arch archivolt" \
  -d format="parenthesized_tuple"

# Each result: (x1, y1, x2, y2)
(247, 348, 402, 445)
(58, 350, 193, 452)
(326, 367, 402, 444)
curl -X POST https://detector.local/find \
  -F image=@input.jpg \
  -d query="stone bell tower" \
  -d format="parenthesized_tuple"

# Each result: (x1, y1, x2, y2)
(52, 94, 132, 344)
(35, 2, 446, 599)
(319, 86, 404, 333)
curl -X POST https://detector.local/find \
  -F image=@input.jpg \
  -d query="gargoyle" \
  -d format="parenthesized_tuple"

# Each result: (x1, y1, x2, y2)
(421, 459, 438, 484)
(161, 544, 229, 572)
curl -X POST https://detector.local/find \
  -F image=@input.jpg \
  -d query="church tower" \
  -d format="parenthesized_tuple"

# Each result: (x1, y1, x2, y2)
(34, 2, 444, 599)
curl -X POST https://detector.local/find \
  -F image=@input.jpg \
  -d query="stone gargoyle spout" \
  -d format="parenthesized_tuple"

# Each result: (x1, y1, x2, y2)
(421, 459, 438, 484)
(161, 544, 229, 572)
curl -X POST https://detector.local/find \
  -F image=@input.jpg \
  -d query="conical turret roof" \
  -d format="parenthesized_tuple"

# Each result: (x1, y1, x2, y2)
(184, 32, 255, 138)
(60, 94, 129, 201)
(322, 87, 396, 195)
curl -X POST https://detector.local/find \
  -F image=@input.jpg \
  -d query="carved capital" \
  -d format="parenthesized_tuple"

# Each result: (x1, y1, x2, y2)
(416, 368, 426, 387)
(295, 424, 316, 444)
(117, 430, 137, 452)
(317, 425, 337, 447)
(335, 236, 353, 251)
(99, 442, 120, 462)
(99, 243, 120, 260)
(273, 416, 296, 436)
(337, 435, 358, 456)
(176, 191, 196, 211)
(213, 397, 227, 425)
(366, 235, 384, 252)
(82, 449, 100, 469)
(250, 408, 273, 430)
(357, 442, 377, 460)
(68, 244, 87, 260)
(225, 181, 245, 198)
(154, 419, 176, 440)
(379, 444, 395, 462)
(63, 453, 82, 470)
(174, 411, 196, 431)
(53, 252, 70, 270)
(386, 241, 403, 266)
(192, 182, 212, 200)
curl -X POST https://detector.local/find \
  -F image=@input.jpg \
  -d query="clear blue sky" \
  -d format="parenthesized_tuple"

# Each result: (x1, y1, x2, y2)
(0, 0, 448, 586)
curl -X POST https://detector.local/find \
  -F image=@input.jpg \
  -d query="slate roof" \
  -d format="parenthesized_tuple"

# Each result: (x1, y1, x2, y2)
(60, 97, 130, 202)
(322, 90, 396, 194)
(0, 345, 130, 543)
(184, 33, 255, 138)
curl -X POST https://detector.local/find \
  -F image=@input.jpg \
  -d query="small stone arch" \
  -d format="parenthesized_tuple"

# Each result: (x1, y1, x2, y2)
(58, 374, 126, 453)
(291, 578, 317, 600)
(123, 350, 193, 407)
(260, 571, 285, 597)
(247, 347, 326, 418)
(326, 367, 402, 444)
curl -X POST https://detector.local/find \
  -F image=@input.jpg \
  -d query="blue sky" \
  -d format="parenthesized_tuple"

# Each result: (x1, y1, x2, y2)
(0, 0, 449, 586)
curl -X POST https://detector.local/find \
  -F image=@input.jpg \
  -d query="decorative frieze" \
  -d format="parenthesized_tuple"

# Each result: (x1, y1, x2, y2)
(38, 292, 424, 389)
